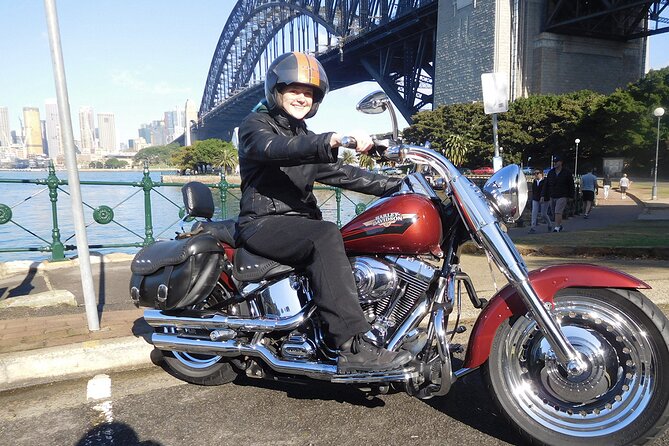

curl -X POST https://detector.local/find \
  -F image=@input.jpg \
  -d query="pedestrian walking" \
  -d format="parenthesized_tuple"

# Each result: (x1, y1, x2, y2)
(542, 154, 575, 232)
(603, 174, 612, 199)
(580, 168, 598, 218)
(619, 173, 631, 199)
(529, 170, 552, 233)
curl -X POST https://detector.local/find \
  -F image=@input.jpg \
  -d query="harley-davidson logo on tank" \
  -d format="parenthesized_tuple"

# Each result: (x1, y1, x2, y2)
(341, 194, 442, 255)
(364, 212, 414, 228)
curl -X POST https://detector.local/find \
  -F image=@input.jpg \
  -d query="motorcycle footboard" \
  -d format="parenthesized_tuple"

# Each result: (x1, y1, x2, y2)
(331, 367, 417, 384)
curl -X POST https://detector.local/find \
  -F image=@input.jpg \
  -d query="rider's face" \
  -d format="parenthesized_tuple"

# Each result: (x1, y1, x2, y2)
(280, 85, 314, 120)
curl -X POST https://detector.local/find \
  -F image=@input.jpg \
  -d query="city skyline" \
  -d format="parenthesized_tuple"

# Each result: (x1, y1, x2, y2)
(1, 1, 668, 151)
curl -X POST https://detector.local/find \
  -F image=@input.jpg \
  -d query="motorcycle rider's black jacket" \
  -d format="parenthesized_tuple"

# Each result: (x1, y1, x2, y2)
(236, 102, 402, 228)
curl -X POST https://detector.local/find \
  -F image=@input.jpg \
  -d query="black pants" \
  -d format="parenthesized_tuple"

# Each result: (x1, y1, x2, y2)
(237, 215, 370, 347)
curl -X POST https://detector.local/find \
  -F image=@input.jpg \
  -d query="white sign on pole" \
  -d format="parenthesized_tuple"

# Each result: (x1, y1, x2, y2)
(481, 72, 509, 115)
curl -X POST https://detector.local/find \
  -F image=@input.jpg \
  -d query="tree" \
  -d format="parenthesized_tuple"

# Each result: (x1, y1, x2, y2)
(401, 67, 669, 174)
(212, 141, 239, 174)
(104, 158, 128, 169)
(403, 102, 484, 166)
(358, 154, 375, 170)
(134, 143, 181, 167)
(172, 139, 237, 173)
(340, 150, 357, 165)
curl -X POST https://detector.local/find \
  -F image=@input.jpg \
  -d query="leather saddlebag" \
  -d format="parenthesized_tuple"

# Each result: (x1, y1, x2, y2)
(129, 234, 225, 310)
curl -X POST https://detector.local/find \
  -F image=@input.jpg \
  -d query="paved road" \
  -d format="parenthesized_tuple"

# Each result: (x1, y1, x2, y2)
(2, 366, 668, 446)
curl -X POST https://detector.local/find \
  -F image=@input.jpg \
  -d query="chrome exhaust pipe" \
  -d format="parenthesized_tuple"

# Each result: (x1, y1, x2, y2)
(144, 306, 315, 333)
(152, 332, 335, 379)
(151, 333, 419, 384)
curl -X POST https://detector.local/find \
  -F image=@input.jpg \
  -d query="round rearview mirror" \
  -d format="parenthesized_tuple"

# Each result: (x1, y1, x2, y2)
(356, 91, 389, 115)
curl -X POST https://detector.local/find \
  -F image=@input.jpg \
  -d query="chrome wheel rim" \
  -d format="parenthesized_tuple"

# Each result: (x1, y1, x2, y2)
(164, 327, 223, 369)
(500, 295, 657, 437)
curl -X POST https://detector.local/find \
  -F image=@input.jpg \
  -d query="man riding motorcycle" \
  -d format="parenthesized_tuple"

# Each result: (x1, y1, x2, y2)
(235, 51, 410, 373)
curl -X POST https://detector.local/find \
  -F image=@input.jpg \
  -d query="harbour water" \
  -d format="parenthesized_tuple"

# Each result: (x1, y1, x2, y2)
(0, 170, 370, 263)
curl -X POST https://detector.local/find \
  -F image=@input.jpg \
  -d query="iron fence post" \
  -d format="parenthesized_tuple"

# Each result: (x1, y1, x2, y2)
(335, 187, 342, 227)
(219, 172, 229, 219)
(46, 161, 65, 260)
(141, 162, 154, 245)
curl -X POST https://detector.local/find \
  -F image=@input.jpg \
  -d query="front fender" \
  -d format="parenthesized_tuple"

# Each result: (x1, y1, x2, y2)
(463, 263, 649, 369)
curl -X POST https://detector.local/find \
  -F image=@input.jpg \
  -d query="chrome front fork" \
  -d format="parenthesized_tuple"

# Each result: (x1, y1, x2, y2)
(478, 223, 585, 375)
(401, 145, 583, 374)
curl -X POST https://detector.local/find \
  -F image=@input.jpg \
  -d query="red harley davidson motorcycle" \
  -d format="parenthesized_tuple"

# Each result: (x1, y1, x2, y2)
(130, 92, 669, 445)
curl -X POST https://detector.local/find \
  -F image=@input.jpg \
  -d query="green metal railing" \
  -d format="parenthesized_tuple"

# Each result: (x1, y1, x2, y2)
(0, 162, 374, 261)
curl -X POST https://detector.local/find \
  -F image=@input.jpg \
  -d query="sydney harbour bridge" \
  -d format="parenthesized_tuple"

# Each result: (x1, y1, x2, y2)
(188, 0, 669, 142)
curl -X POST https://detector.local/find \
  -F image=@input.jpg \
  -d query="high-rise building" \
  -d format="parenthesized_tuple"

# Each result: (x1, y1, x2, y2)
(164, 110, 178, 142)
(149, 120, 167, 146)
(41, 120, 48, 155)
(0, 106, 10, 147)
(97, 112, 117, 152)
(138, 124, 152, 146)
(22, 107, 43, 157)
(44, 99, 61, 159)
(79, 106, 95, 153)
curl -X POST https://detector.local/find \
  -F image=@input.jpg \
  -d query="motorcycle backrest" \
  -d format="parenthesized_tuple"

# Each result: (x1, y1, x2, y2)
(181, 181, 215, 219)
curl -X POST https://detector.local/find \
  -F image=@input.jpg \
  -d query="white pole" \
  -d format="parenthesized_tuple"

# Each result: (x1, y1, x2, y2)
(652, 107, 665, 200)
(492, 114, 502, 172)
(574, 138, 580, 176)
(44, 0, 99, 331)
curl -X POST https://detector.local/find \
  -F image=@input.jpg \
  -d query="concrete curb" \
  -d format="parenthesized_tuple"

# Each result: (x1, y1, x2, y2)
(0, 252, 134, 280)
(0, 290, 77, 309)
(0, 336, 155, 391)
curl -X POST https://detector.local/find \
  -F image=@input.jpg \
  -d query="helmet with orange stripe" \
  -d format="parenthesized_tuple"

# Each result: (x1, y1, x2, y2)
(264, 52, 329, 119)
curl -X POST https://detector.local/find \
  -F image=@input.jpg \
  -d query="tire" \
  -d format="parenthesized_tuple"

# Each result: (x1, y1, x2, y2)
(159, 282, 239, 386)
(483, 288, 669, 446)
(162, 347, 237, 386)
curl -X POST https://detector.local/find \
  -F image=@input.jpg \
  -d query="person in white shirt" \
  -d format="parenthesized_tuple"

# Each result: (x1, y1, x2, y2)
(580, 168, 598, 218)
(619, 173, 631, 199)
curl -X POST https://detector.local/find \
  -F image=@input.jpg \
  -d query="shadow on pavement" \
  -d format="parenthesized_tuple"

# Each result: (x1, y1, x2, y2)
(5, 266, 39, 299)
(75, 421, 163, 446)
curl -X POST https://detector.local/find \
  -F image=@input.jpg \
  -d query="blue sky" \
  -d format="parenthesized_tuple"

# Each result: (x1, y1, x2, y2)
(1, 0, 668, 147)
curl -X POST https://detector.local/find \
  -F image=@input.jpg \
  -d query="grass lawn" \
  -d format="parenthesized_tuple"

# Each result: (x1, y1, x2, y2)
(512, 220, 669, 248)
(619, 179, 669, 202)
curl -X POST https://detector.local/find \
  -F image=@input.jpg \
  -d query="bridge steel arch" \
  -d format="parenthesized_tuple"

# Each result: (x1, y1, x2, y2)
(194, 0, 437, 141)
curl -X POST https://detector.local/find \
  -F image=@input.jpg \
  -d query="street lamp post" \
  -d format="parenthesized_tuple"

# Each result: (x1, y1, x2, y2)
(574, 138, 580, 176)
(652, 107, 665, 200)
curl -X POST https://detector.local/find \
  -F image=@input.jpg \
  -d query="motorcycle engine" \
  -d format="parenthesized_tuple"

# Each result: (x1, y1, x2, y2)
(351, 257, 397, 304)
(350, 256, 436, 334)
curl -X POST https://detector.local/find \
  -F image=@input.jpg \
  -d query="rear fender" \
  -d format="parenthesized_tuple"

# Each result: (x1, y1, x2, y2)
(463, 263, 650, 369)
(219, 245, 236, 291)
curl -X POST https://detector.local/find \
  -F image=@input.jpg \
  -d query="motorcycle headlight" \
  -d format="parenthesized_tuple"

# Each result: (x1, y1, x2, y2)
(482, 165, 528, 223)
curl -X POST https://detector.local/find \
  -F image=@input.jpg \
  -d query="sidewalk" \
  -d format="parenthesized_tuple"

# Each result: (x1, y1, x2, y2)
(0, 191, 668, 392)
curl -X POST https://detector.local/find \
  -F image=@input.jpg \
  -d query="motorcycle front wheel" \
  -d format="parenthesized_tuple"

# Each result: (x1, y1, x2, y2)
(484, 288, 669, 446)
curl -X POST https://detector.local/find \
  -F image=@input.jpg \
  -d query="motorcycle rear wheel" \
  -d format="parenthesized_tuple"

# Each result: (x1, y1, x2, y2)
(160, 283, 239, 386)
(484, 288, 669, 445)
(161, 332, 237, 386)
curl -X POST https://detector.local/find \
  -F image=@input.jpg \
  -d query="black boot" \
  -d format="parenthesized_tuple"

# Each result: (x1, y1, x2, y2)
(337, 334, 411, 373)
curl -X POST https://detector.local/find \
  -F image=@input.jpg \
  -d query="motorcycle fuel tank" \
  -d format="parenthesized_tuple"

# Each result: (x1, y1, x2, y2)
(341, 194, 442, 255)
